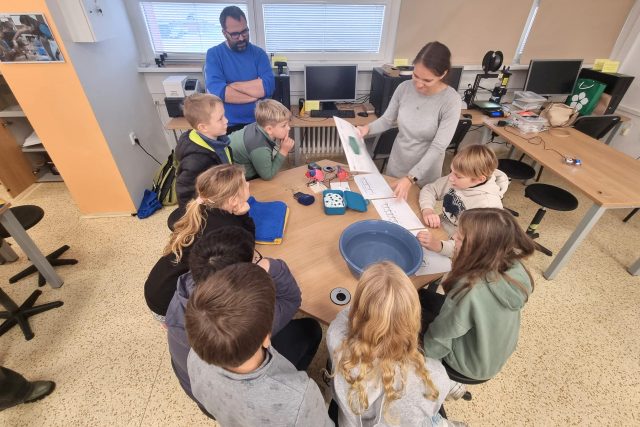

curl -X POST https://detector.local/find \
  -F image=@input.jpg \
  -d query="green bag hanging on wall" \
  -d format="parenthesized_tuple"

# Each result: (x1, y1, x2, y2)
(565, 78, 606, 115)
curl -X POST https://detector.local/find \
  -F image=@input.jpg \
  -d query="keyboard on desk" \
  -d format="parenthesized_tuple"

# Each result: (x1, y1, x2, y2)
(309, 110, 356, 119)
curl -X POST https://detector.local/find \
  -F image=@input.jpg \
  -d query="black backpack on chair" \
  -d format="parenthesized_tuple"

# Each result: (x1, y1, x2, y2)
(152, 150, 179, 206)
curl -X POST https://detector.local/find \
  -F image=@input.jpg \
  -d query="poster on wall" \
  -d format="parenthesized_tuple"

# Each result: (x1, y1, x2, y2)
(0, 13, 64, 63)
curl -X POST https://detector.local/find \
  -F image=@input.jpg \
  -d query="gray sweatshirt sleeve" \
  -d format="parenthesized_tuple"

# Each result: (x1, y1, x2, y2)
(327, 307, 350, 359)
(295, 379, 335, 427)
(269, 258, 302, 335)
(367, 85, 401, 136)
(409, 92, 462, 181)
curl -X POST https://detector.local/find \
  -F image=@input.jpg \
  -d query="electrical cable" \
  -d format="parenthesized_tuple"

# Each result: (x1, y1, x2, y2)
(135, 141, 162, 165)
(503, 126, 569, 160)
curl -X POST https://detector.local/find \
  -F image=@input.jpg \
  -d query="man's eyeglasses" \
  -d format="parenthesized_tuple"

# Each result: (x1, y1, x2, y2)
(253, 249, 263, 264)
(225, 28, 249, 40)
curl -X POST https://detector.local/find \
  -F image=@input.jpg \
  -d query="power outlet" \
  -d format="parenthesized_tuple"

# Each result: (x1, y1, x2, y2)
(129, 132, 138, 146)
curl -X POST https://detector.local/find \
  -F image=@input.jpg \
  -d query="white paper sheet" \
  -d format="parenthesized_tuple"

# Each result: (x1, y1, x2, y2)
(333, 116, 379, 174)
(371, 198, 424, 231)
(330, 181, 351, 191)
(410, 230, 452, 276)
(308, 182, 327, 193)
(354, 174, 394, 199)
(23, 131, 41, 147)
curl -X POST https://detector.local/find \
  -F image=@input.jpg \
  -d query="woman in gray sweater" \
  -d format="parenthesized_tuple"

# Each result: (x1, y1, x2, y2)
(358, 42, 461, 199)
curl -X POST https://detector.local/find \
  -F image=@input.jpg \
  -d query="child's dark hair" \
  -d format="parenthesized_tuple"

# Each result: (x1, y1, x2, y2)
(185, 263, 275, 367)
(413, 41, 451, 78)
(189, 226, 255, 283)
(219, 6, 247, 29)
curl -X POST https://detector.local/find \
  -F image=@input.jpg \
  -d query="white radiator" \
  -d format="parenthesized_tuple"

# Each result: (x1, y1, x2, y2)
(299, 126, 344, 157)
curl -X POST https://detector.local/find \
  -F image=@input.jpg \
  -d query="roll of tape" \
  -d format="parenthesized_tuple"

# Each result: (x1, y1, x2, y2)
(322, 166, 336, 174)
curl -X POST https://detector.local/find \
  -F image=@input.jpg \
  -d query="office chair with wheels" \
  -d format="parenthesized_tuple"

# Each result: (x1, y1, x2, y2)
(0, 205, 77, 287)
(447, 117, 473, 155)
(371, 128, 399, 172)
(0, 286, 63, 340)
(536, 115, 621, 181)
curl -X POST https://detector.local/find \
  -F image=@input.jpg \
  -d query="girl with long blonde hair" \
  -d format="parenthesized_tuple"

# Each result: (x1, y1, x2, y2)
(144, 165, 254, 324)
(327, 261, 463, 426)
(165, 164, 254, 262)
(422, 208, 535, 382)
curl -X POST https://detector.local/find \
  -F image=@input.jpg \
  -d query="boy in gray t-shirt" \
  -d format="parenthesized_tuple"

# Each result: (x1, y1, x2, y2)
(185, 263, 333, 426)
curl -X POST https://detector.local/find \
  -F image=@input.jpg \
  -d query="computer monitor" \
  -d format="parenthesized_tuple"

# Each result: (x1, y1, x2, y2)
(523, 59, 583, 96)
(305, 65, 358, 108)
(443, 66, 463, 90)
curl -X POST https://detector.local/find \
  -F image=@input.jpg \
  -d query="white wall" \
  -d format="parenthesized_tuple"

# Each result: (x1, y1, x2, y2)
(47, 0, 170, 208)
(608, 0, 640, 159)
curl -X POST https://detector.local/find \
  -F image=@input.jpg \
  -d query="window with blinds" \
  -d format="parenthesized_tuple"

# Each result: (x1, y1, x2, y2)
(261, 3, 385, 53)
(139, 2, 248, 55)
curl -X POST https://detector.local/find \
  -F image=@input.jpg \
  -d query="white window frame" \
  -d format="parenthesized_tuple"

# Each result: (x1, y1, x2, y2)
(125, 0, 399, 67)
(125, 0, 255, 64)
(253, 0, 400, 68)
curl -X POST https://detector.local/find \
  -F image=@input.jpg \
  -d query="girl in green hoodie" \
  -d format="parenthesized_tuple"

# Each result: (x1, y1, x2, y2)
(422, 208, 535, 381)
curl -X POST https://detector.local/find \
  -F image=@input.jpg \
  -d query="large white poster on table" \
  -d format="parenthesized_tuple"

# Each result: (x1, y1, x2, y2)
(333, 116, 379, 174)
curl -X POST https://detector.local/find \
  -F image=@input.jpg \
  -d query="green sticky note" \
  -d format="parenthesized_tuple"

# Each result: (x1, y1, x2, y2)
(349, 136, 360, 154)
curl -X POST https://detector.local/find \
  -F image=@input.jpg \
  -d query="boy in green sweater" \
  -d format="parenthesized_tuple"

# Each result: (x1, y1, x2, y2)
(229, 99, 294, 180)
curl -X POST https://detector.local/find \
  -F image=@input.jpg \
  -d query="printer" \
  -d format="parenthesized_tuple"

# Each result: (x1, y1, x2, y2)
(163, 76, 202, 117)
(163, 75, 187, 98)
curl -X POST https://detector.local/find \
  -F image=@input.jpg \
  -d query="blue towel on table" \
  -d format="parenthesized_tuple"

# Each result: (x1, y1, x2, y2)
(248, 196, 289, 244)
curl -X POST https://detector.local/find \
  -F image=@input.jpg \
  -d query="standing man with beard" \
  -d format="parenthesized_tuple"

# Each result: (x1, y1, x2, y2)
(205, 6, 275, 134)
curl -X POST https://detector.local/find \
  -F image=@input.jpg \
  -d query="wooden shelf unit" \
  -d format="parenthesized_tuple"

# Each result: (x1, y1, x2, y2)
(0, 76, 63, 193)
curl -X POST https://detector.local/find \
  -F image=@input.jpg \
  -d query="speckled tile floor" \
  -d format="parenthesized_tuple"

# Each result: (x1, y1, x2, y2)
(1, 152, 639, 426)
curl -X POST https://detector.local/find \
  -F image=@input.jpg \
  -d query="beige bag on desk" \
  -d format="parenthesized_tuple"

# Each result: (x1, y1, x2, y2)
(540, 103, 579, 127)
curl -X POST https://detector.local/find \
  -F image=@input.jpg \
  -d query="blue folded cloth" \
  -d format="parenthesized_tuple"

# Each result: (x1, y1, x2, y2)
(248, 196, 289, 244)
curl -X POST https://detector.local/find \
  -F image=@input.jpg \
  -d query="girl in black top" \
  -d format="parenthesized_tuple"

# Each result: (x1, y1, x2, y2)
(145, 164, 254, 321)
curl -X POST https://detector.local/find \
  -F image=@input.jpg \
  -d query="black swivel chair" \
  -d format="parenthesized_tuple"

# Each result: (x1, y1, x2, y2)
(438, 362, 489, 419)
(623, 208, 638, 223)
(0, 286, 63, 340)
(497, 158, 536, 217)
(574, 115, 622, 139)
(0, 205, 77, 287)
(446, 117, 473, 155)
(536, 115, 621, 181)
(524, 184, 579, 256)
(371, 128, 399, 173)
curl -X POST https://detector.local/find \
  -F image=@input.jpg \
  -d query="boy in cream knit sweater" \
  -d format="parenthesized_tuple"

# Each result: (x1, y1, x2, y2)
(418, 145, 509, 257)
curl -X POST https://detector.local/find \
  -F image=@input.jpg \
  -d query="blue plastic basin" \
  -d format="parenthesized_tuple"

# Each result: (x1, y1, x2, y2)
(339, 220, 423, 278)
